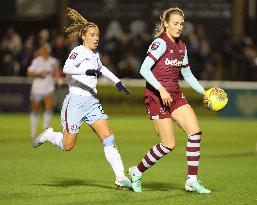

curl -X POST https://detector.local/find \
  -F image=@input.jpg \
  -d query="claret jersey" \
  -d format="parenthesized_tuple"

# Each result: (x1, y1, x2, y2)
(146, 32, 188, 98)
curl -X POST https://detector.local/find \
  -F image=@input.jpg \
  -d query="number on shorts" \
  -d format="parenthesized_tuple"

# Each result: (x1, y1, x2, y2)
(98, 105, 105, 114)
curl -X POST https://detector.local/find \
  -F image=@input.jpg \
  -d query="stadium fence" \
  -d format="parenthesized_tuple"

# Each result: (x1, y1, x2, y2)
(0, 77, 257, 117)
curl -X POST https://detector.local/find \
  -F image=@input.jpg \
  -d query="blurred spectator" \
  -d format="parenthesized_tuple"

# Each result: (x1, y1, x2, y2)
(18, 34, 36, 76)
(51, 34, 69, 68)
(0, 47, 17, 75)
(242, 46, 257, 81)
(117, 49, 141, 78)
(1, 26, 22, 55)
(185, 32, 202, 78)
(0, 22, 256, 81)
(100, 52, 117, 75)
(38, 28, 50, 44)
(200, 61, 215, 80)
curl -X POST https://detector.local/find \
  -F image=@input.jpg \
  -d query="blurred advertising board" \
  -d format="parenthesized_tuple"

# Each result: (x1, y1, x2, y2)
(0, 77, 30, 112)
(218, 89, 257, 117)
(0, 77, 256, 118)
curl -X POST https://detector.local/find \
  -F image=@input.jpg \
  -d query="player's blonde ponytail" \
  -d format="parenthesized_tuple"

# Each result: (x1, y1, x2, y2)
(154, 7, 184, 39)
(65, 7, 98, 39)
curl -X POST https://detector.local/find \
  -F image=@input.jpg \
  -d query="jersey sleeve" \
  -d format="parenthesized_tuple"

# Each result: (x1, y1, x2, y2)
(27, 59, 38, 72)
(146, 38, 167, 62)
(181, 67, 205, 94)
(139, 57, 161, 90)
(182, 46, 189, 68)
(63, 47, 87, 75)
(138, 38, 166, 90)
(97, 53, 120, 83)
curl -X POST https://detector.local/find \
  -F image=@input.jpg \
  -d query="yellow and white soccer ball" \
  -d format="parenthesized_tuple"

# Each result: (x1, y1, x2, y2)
(203, 87, 228, 111)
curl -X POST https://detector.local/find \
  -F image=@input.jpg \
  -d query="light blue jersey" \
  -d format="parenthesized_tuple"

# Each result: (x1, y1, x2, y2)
(61, 93, 108, 134)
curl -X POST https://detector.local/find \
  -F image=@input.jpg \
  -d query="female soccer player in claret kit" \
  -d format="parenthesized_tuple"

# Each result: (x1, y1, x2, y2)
(128, 7, 211, 194)
(32, 7, 132, 189)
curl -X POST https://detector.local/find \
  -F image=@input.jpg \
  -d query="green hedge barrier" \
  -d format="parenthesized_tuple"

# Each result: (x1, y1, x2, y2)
(55, 85, 215, 116)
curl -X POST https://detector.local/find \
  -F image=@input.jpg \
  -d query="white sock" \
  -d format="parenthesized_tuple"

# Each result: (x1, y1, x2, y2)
(30, 112, 38, 138)
(43, 111, 52, 130)
(187, 175, 197, 183)
(133, 166, 143, 177)
(46, 131, 64, 150)
(103, 135, 126, 178)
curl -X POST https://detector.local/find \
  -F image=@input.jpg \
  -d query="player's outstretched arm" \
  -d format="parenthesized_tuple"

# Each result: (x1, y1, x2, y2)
(181, 67, 205, 95)
(100, 65, 131, 95)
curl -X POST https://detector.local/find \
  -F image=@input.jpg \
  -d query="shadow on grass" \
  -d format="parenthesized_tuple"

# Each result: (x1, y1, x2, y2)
(35, 178, 184, 192)
(207, 151, 256, 158)
(143, 181, 183, 192)
(35, 178, 115, 190)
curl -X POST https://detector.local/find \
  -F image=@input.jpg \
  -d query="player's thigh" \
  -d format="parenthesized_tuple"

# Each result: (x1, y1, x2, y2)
(171, 104, 201, 135)
(152, 118, 176, 148)
(153, 122, 160, 136)
(31, 100, 41, 112)
(43, 94, 54, 110)
(91, 119, 112, 141)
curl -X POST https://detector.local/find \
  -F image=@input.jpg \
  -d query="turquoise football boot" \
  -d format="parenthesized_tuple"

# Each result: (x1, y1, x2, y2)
(185, 180, 211, 194)
(128, 166, 142, 192)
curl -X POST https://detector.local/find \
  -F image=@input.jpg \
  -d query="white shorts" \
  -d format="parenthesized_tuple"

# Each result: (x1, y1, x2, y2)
(30, 91, 53, 102)
(61, 93, 108, 134)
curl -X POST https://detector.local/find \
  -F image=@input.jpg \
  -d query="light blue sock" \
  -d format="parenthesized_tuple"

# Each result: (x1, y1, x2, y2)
(102, 135, 115, 146)
(102, 135, 125, 178)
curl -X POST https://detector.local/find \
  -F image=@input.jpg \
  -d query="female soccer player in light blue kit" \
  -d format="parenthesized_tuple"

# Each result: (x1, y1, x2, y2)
(32, 7, 132, 189)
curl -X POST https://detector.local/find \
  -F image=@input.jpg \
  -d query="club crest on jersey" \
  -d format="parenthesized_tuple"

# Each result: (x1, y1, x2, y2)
(165, 58, 183, 66)
(179, 50, 184, 56)
(69, 52, 78, 60)
(151, 42, 160, 50)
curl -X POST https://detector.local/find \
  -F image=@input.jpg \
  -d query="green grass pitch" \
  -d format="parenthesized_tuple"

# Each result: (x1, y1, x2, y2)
(0, 113, 257, 205)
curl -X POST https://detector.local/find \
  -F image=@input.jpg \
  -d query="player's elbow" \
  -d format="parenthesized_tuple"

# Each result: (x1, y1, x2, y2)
(139, 67, 146, 78)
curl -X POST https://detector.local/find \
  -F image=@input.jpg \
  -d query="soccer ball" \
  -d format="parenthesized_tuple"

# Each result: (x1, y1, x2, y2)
(203, 87, 228, 111)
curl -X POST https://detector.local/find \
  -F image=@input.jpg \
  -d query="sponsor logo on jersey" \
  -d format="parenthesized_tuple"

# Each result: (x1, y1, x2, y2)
(69, 52, 78, 60)
(170, 49, 174, 53)
(165, 58, 183, 66)
(151, 42, 160, 50)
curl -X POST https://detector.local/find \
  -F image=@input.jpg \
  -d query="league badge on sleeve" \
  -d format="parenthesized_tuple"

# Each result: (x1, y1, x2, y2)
(69, 52, 78, 60)
(151, 42, 160, 50)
